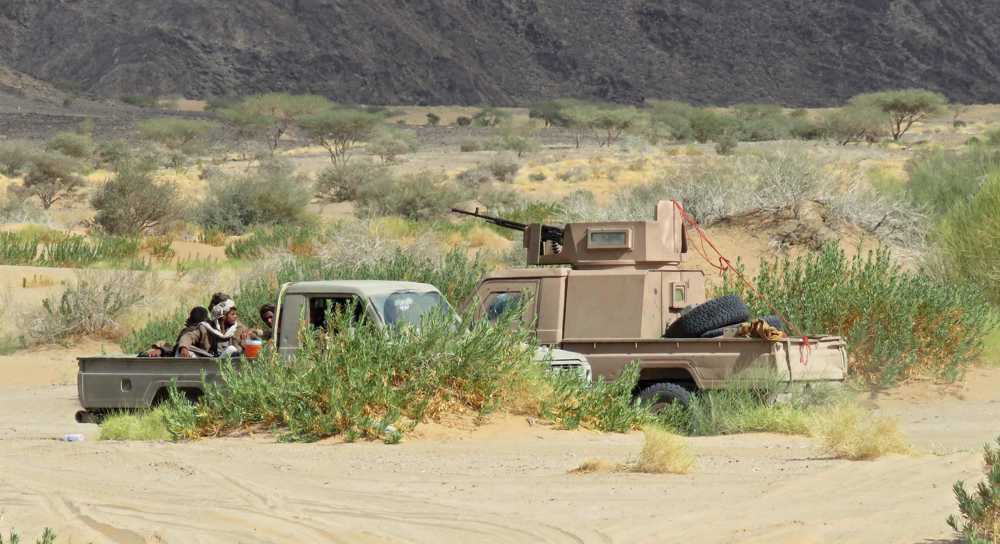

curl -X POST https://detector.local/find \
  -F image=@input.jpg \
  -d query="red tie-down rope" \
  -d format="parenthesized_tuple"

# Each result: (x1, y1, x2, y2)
(671, 200, 812, 365)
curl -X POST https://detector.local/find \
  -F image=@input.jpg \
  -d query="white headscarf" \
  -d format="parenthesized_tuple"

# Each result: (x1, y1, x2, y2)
(203, 299, 239, 339)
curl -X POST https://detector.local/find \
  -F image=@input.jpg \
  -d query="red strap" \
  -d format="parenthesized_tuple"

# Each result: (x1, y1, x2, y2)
(671, 200, 812, 365)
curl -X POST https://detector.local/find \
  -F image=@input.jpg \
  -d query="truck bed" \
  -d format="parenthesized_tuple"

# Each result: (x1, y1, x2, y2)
(77, 357, 236, 412)
(560, 335, 847, 389)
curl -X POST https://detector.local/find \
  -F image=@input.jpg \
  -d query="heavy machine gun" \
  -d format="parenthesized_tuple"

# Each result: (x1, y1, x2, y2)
(450, 208, 564, 255)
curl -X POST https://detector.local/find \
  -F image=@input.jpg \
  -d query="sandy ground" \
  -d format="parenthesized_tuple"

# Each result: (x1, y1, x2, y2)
(0, 345, 997, 543)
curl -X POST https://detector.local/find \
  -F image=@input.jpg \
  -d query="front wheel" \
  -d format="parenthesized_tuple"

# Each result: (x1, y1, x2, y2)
(638, 382, 691, 413)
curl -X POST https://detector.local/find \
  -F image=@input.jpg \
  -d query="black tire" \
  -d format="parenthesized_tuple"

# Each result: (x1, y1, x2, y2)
(638, 382, 691, 412)
(665, 295, 750, 338)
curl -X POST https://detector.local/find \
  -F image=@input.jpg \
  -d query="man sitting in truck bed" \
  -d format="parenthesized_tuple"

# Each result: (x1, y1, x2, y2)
(177, 299, 253, 357)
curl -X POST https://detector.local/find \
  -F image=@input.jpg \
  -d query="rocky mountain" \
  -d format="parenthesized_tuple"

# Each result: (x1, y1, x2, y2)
(2, 0, 999, 106)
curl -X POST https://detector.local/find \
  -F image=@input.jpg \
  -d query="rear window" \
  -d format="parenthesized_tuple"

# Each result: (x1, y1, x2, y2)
(308, 296, 366, 330)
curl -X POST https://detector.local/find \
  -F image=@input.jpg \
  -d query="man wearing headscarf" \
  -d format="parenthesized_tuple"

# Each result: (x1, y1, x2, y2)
(201, 298, 253, 356)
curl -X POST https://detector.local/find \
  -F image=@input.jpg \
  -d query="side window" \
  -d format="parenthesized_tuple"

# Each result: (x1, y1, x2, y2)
(308, 296, 366, 330)
(484, 292, 524, 322)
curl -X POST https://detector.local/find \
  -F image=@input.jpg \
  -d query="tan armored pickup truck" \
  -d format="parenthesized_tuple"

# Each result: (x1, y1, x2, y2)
(76, 280, 592, 422)
(455, 200, 848, 407)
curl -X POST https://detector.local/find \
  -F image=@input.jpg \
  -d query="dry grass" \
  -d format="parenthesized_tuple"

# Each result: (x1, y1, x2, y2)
(811, 403, 911, 460)
(569, 458, 619, 474)
(632, 426, 696, 474)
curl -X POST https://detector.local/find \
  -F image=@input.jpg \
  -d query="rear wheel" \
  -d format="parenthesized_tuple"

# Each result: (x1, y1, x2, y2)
(638, 382, 691, 413)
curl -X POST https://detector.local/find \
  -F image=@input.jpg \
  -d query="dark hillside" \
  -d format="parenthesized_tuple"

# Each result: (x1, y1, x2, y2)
(1, 0, 999, 105)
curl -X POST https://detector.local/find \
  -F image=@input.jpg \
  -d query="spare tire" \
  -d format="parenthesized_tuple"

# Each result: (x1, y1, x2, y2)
(761, 315, 786, 331)
(665, 295, 750, 338)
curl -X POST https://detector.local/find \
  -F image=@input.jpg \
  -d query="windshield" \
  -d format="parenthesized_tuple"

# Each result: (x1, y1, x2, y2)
(372, 290, 452, 327)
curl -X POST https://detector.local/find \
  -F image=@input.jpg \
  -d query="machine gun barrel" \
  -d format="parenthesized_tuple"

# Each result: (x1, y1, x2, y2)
(450, 208, 565, 246)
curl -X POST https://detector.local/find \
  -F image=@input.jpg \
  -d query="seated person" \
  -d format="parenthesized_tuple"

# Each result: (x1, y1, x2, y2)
(174, 306, 215, 358)
(258, 303, 276, 341)
(201, 299, 253, 357)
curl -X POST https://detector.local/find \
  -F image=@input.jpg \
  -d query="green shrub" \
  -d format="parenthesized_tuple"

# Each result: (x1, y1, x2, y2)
(906, 147, 1000, 216)
(100, 408, 172, 440)
(137, 117, 218, 153)
(459, 141, 480, 152)
(0, 231, 139, 267)
(45, 131, 94, 160)
(821, 106, 887, 145)
(933, 174, 1000, 305)
(486, 130, 539, 157)
(733, 104, 792, 141)
(225, 224, 329, 259)
(456, 165, 493, 186)
(456, 116, 472, 127)
(0, 140, 38, 177)
(689, 109, 738, 143)
(425, 112, 441, 126)
(529, 172, 547, 182)
(316, 160, 391, 202)
(986, 128, 1000, 147)
(356, 170, 459, 220)
(714, 133, 738, 155)
(366, 128, 418, 162)
(645, 100, 696, 142)
(92, 158, 180, 235)
(544, 363, 651, 432)
(95, 140, 131, 168)
(472, 107, 511, 127)
(121, 95, 159, 108)
(0, 231, 39, 265)
(718, 245, 998, 387)
(947, 435, 1000, 544)
(197, 160, 312, 234)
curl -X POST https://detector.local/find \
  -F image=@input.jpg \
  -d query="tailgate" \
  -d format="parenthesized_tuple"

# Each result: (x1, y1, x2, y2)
(775, 336, 848, 382)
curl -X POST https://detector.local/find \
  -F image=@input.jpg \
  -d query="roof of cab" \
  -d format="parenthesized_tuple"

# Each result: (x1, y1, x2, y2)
(282, 280, 441, 297)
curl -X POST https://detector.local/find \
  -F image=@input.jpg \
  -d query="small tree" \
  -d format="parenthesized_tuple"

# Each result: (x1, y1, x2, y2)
(689, 109, 739, 143)
(529, 100, 578, 128)
(137, 117, 218, 153)
(563, 104, 599, 148)
(91, 158, 179, 235)
(367, 128, 418, 163)
(425, 112, 441, 126)
(219, 93, 330, 153)
(472, 107, 511, 127)
(489, 128, 539, 157)
(316, 160, 392, 202)
(0, 141, 38, 177)
(849, 89, 948, 141)
(587, 106, 641, 146)
(822, 106, 887, 145)
(14, 152, 83, 209)
(299, 107, 382, 164)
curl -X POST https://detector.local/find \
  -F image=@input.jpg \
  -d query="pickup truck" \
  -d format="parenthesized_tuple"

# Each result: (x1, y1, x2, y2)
(455, 200, 848, 408)
(76, 280, 592, 423)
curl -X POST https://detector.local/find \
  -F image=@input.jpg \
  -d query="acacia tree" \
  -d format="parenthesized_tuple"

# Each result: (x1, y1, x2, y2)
(137, 117, 219, 152)
(299, 107, 382, 164)
(563, 104, 598, 148)
(589, 106, 641, 146)
(14, 152, 83, 209)
(219, 93, 330, 153)
(849, 89, 947, 141)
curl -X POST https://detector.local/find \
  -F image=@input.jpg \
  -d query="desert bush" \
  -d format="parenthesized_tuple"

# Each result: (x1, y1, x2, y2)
(529, 171, 547, 182)
(821, 105, 887, 145)
(645, 100, 696, 143)
(0, 528, 57, 544)
(456, 165, 494, 186)
(811, 403, 910, 460)
(632, 426, 695, 474)
(714, 133, 738, 155)
(456, 116, 472, 127)
(733, 104, 792, 141)
(906, 147, 1000, 216)
(543, 363, 651, 432)
(355, 170, 459, 220)
(459, 141, 480, 152)
(788, 109, 824, 140)
(121, 95, 158, 108)
(316, 160, 391, 202)
(0, 140, 38, 177)
(95, 140, 131, 168)
(486, 129, 539, 157)
(932, 174, 1000, 305)
(986, 128, 1000, 147)
(947, 435, 1000, 544)
(197, 160, 312, 234)
(689, 109, 738, 143)
(45, 131, 94, 160)
(13, 152, 84, 209)
(0, 230, 139, 267)
(366, 128, 418, 162)
(425, 112, 441, 126)
(0, 189, 45, 224)
(718, 245, 998, 387)
(219, 93, 331, 153)
(27, 272, 146, 342)
(471, 107, 511, 127)
(850, 89, 948, 141)
(92, 158, 180, 235)
(487, 155, 520, 182)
